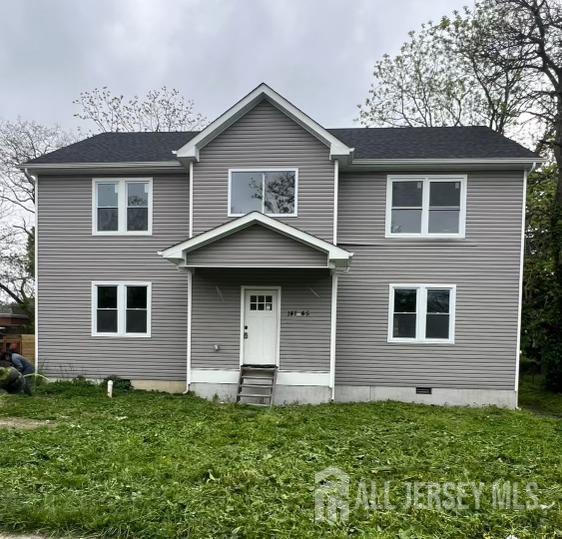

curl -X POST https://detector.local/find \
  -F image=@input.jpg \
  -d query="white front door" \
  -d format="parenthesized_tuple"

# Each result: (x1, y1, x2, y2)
(242, 288, 279, 365)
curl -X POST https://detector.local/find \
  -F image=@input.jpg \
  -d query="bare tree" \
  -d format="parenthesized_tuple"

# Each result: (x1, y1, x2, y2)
(73, 86, 208, 133)
(0, 119, 73, 236)
(0, 119, 73, 312)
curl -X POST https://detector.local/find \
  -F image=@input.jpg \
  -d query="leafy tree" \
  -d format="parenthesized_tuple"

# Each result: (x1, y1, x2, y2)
(73, 86, 207, 133)
(522, 165, 557, 362)
(357, 7, 535, 138)
(473, 0, 562, 389)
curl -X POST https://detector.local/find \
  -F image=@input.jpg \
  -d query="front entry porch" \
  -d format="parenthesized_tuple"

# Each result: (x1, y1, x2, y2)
(158, 212, 353, 404)
(189, 268, 333, 404)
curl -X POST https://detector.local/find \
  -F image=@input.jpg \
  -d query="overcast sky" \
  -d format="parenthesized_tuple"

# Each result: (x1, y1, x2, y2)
(0, 0, 471, 130)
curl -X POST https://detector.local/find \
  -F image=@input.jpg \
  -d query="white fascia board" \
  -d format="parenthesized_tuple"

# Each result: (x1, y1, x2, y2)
(21, 161, 183, 174)
(174, 83, 353, 162)
(346, 157, 545, 171)
(158, 211, 353, 263)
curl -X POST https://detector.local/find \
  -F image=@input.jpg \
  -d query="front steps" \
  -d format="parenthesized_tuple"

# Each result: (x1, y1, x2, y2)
(236, 364, 277, 406)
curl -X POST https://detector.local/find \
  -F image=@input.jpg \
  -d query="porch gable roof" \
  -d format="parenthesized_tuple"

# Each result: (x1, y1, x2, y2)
(158, 212, 353, 268)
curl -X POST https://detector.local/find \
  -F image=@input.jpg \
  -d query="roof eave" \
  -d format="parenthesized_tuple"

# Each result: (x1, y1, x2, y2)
(19, 160, 184, 175)
(345, 157, 545, 171)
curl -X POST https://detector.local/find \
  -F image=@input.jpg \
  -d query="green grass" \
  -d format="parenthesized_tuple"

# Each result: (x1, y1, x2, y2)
(0, 380, 561, 538)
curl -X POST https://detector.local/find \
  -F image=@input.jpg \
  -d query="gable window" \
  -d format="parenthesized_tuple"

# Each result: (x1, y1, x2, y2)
(386, 176, 466, 238)
(228, 169, 297, 217)
(92, 282, 151, 337)
(388, 284, 456, 343)
(93, 178, 152, 235)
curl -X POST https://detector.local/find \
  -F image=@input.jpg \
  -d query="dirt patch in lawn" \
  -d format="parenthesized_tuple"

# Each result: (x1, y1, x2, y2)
(0, 418, 56, 430)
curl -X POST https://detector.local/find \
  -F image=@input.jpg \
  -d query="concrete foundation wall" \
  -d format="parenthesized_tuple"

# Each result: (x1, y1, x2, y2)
(335, 385, 517, 409)
(53, 377, 517, 408)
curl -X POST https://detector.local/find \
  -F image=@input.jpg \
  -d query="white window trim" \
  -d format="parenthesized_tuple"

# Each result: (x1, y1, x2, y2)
(227, 168, 298, 218)
(92, 178, 153, 236)
(385, 175, 467, 239)
(387, 283, 456, 344)
(91, 281, 152, 337)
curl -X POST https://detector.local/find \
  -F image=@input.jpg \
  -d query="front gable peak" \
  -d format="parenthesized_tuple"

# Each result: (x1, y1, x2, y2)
(174, 83, 354, 164)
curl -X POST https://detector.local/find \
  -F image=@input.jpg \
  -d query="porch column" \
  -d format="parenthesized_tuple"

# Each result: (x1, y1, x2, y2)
(329, 271, 339, 401)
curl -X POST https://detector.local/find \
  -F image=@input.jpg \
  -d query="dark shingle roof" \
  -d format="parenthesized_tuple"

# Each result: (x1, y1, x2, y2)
(329, 126, 537, 160)
(28, 132, 199, 164)
(26, 126, 537, 165)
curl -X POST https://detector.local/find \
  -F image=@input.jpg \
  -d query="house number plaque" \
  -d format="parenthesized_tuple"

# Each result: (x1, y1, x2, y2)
(287, 310, 310, 317)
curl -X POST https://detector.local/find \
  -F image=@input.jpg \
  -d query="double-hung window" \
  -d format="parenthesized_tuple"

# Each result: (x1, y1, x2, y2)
(388, 284, 456, 343)
(386, 176, 466, 238)
(228, 169, 297, 216)
(92, 282, 151, 337)
(93, 178, 152, 234)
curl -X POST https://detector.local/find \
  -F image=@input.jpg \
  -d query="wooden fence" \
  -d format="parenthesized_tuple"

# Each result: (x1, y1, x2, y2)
(0, 334, 35, 361)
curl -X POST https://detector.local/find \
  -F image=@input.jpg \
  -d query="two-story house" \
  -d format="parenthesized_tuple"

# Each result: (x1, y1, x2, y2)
(24, 84, 540, 408)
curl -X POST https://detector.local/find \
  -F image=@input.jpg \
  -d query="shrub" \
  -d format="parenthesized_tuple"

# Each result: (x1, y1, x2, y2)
(543, 342, 562, 392)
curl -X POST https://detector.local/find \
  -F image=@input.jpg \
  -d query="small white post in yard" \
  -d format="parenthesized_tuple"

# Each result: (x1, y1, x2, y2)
(107, 379, 113, 398)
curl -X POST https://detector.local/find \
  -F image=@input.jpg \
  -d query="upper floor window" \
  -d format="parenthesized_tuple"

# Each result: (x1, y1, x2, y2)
(92, 281, 151, 337)
(386, 176, 466, 238)
(388, 284, 456, 344)
(228, 169, 297, 217)
(93, 178, 152, 235)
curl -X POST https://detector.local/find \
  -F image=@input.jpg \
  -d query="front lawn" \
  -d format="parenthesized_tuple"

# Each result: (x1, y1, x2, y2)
(1, 381, 561, 538)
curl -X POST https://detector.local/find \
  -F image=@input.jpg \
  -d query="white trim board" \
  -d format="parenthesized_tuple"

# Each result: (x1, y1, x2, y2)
(33, 171, 39, 373)
(190, 368, 330, 386)
(186, 270, 193, 392)
(174, 83, 353, 163)
(158, 211, 353, 267)
(347, 158, 544, 171)
(515, 167, 530, 392)
(329, 273, 338, 400)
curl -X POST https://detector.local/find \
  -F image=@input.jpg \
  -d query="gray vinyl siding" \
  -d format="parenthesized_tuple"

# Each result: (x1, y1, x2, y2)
(186, 224, 328, 267)
(37, 173, 189, 380)
(193, 99, 335, 241)
(191, 269, 331, 372)
(336, 170, 524, 390)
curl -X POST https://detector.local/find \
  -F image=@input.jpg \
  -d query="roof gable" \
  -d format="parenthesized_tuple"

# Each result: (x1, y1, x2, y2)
(159, 212, 353, 268)
(184, 224, 329, 268)
(174, 83, 354, 164)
